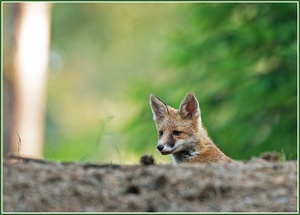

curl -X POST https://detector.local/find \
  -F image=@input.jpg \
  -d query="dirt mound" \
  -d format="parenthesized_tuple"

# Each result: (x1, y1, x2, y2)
(3, 157, 297, 212)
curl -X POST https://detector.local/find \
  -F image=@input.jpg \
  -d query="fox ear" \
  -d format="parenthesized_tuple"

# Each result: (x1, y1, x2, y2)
(150, 94, 169, 121)
(179, 92, 200, 119)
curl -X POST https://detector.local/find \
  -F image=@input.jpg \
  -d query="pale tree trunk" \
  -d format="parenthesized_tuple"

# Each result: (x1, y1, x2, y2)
(11, 3, 52, 158)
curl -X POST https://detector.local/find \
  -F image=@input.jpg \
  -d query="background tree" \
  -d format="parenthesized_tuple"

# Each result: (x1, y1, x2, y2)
(3, 3, 296, 163)
(3, 3, 52, 158)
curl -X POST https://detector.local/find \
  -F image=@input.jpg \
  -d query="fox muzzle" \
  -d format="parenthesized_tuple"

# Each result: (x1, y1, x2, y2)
(156, 143, 174, 155)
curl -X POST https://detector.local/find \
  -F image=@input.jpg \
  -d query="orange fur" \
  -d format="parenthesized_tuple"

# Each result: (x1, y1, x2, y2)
(150, 92, 232, 164)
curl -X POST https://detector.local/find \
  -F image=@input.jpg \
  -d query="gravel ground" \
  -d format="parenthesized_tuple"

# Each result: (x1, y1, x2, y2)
(3, 156, 298, 212)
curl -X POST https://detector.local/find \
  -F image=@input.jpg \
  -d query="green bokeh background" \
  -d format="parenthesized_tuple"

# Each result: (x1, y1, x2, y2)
(4, 3, 297, 164)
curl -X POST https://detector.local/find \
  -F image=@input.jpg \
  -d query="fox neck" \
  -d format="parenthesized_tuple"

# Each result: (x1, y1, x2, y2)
(172, 126, 214, 164)
(172, 148, 200, 164)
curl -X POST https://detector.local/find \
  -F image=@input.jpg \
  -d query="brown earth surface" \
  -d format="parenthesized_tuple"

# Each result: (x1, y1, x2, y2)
(2, 156, 298, 212)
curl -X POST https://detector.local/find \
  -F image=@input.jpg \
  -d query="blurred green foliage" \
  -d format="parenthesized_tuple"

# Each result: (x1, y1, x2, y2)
(4, 3, 297, 163)
(44, 3, 183, 163)
(126, 3, 297, 161)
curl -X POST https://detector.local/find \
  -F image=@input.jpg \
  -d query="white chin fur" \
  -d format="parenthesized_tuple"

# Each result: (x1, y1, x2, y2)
(159, 139, 187, 155)
(172, 137, 198, 154)
(159, 144, 174, 155)
(159, 137, 197, 155)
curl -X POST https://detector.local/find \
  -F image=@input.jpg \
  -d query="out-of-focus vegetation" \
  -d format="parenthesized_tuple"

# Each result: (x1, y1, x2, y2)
(3, 3, 297, 164)
(45, 3, 183, 163)
(126, 3, 297, 162)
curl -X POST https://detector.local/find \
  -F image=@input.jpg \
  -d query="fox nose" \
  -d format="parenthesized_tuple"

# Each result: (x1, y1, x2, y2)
(157, 144, 164, 151)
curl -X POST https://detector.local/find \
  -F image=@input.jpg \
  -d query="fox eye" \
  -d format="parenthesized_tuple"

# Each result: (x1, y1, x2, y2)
(173, 130, 182, 136)
(159, 131, 163, 137)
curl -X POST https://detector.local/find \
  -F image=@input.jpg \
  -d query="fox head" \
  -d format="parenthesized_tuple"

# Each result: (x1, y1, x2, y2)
(150, 92, 202, 156)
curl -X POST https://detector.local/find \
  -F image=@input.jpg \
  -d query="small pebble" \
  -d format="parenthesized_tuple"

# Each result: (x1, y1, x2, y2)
(140, 155, 155, 165)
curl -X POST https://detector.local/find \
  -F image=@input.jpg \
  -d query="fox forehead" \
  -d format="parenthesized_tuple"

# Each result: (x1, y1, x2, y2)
(155, 109, 199, 133)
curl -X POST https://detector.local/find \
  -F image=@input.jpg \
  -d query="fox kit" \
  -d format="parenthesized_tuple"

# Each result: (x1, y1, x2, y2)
(150, 92, 232, 164)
